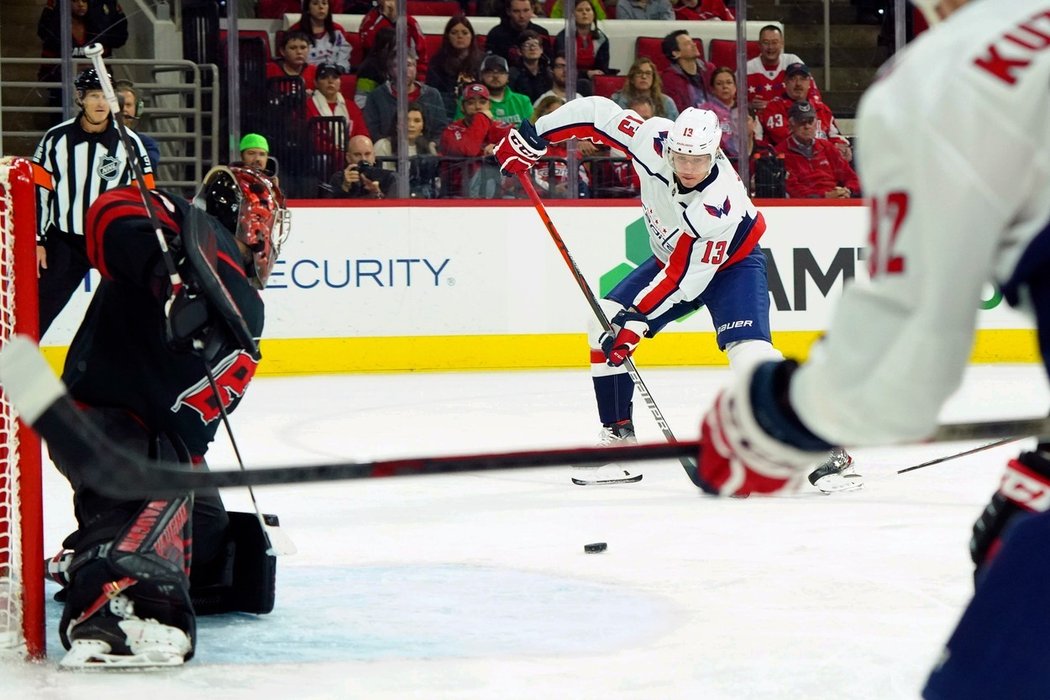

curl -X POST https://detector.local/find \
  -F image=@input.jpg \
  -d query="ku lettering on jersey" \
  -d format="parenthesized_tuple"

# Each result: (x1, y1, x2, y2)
(534, 96, 766, 320)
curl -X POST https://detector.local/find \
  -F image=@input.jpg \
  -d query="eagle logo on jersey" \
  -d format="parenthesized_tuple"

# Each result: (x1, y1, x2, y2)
(704, 196, 732, 219)
(653, 130, 668, 157)
(97, 154, 121, 181)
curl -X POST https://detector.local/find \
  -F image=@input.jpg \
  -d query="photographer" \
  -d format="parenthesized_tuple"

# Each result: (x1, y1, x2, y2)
(327, 135, 396, 199)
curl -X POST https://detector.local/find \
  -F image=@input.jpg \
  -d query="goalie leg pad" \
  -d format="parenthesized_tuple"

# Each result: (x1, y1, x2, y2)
(190, 511, 277, 615)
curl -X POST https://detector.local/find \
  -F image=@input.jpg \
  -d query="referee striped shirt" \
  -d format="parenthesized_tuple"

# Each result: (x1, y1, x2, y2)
(31, 116, 154, 242)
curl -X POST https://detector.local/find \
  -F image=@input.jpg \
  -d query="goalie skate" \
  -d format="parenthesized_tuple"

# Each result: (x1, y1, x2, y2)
(808, 448, 863, 494)
(571, 421, 643, 485)
(60, 595, 192, 670)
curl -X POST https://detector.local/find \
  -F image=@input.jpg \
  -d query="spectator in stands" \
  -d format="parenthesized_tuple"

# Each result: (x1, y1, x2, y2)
(426, 15, 486, 120)
(288, 0, 352, 73)
(612, 56, 678, 119)
(114, 79, 160, 168)
(776, 101, 859, 200)
(364, 54, 449, 141)
(327, 134, 397, 199)
(38, 0, 128, 83)
(359, 0, 428, 79)
(373, 102, 440, 198)
(486, 0, 550, 64)
(616, 0, 673, 21)
(457, 54, 533, 127)
(547, 0, 606, 19)
(237, 133, 280, 183)
(746, 24, 809, 112)
(697, 66, 744, 162)
(510, 30, 552, 103)
(267, 30, 318, 91)
(530, 95, 589, 199)
(439, 82, 511, 197)
(674, 0, 734, 20)
(306, 63, 370, 139)
(660, 29, 710, 114)
(354, 27, 396, 106)
(554, 0, 609, 81)
(759, 62, 844, 153)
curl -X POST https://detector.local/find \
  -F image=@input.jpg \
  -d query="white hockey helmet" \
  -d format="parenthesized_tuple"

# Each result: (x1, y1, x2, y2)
(664, 107, 721, 176)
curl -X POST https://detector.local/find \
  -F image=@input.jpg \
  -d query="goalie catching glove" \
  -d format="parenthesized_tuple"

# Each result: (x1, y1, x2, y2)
(495, 119, 548, 175)
(697, 360, 839, 496)
(600, 308, 651, 366)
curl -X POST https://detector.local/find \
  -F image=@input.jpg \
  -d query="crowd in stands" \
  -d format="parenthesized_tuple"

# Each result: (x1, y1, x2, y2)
(39, 0, 859, 201)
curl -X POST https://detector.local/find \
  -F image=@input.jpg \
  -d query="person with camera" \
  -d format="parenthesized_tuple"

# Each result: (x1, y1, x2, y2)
(327, 134, 396, 199)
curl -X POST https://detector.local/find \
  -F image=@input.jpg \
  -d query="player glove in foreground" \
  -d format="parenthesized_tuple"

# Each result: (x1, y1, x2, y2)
(697, 360, 849, 496)
(495, 120, 547, 175)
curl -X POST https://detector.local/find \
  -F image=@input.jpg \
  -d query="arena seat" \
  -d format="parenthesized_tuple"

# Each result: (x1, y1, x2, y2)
(407, 1, 461, 15)
(219, 29, 274, 59)
(593, 74, 625, 98)
(634, 36, 704, 73)
(707, 39, 760, 70)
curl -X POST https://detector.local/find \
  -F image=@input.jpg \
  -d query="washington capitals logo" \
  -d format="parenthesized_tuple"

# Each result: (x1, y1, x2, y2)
(704, 196, 732, 218)
(653, 130, 668, 157)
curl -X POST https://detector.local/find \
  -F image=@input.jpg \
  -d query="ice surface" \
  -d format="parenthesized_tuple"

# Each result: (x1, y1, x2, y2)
(3, 364, 1047, 699)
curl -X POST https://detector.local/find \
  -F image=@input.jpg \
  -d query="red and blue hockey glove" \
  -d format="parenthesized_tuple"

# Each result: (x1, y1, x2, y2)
(697, 360, 837, 496)
(600, 309, 650, 367)
(495, 120, 548, 175)
(970, 450, 1050, 579)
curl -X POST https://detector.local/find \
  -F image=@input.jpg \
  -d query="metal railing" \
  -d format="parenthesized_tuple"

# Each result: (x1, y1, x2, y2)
(0, 57, 219, 193)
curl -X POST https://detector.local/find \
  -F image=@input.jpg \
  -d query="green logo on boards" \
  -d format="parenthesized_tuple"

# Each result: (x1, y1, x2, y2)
(598, 217, 648, 296)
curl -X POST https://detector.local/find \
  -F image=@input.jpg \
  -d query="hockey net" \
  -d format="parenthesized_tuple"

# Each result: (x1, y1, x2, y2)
(0, 156, 44, 658)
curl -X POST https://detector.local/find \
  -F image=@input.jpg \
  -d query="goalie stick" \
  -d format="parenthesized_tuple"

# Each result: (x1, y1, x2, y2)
(4, 336, 1050, 496)
(517, 172, 703, 487)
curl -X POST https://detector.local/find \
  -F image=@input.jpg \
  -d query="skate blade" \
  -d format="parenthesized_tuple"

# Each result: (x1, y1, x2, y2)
(60, 640, 187, 670)
(811, 472, 864, 494)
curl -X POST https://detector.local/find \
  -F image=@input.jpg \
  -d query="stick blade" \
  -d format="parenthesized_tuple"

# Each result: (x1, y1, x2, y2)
(0, 334, 66, 425)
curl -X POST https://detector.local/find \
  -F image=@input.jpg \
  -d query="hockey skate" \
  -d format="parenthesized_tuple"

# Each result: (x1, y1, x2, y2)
(572, 420, 644, 485)
(807, 448, 863, 494)
(61, 593, 193, 669)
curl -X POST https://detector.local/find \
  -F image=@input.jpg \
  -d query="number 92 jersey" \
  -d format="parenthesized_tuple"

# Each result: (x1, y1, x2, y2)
(534, 96, 766, 320)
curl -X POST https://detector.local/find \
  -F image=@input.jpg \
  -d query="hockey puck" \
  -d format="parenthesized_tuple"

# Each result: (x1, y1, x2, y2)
(584, 542, 608, 553)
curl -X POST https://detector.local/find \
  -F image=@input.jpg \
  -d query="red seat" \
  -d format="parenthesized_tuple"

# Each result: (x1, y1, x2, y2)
(343, 30, 362, 70)
(476, 34, 486, 51)
(593, 74, 625, 98)
(707, 39, 761, 71)
(406, 0, 460, 15)
(219, 29, 274, 59)
(635, 36, 703, 73)
(339, 73, 359, 105)
(424, 34, 445, 60)
(258, 0, 300, 19)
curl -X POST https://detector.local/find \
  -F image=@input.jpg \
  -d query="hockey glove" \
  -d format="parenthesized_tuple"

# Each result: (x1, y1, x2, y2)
(970, 450, 1050, 579)
(600, 309, 651, 367)
(697, 360, 836, 496)
(164, 283, 212, 353)
(495, 120, 548, 175)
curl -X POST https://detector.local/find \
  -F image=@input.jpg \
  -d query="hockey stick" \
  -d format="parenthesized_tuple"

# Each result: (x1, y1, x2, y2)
(4, 336, 1050, 496)
(516, 173, 704, 487)
(896, 436, 1024, 474)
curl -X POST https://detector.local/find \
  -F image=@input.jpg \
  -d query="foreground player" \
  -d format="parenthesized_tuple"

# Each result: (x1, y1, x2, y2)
(690, 1, 1050, 696)
(47, 166, 288, 668)
(495, 99, 857, 491)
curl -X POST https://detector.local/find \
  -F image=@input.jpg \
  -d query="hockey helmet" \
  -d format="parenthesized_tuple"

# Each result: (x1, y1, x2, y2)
(193, 166, 289, 289)
(665, 107, 721, 178)
(74, 68, 107, 94)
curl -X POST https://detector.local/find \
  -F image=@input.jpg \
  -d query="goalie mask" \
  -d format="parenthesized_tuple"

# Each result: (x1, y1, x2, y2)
(193, 166, 289, 289)
(665, 107, 721, 182)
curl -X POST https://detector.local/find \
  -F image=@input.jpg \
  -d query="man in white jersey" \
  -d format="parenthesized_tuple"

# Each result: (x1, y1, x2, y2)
(495, 97, 858, 491)
(688, 1, 1050, 696)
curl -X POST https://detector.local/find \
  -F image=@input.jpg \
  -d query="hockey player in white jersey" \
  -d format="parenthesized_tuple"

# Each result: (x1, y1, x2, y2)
(495, 98, 858, 491)
(688, 0, 1050, 696)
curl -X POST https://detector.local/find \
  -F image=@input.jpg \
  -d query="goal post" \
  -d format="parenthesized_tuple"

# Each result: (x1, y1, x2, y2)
(0, 156, 45, 659)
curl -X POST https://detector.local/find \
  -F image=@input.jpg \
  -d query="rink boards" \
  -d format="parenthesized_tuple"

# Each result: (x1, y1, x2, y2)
(40, 200, 1036, 374)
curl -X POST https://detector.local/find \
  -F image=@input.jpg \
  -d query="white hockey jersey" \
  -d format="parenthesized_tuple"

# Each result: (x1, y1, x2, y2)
(534, 96, 765, 319)
(791, 0, 1050, 445)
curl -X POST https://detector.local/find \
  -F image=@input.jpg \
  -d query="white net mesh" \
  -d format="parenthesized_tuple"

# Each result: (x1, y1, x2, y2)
(0, 158, 25, 649)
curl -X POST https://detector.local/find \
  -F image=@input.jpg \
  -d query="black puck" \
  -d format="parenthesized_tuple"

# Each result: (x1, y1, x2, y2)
(584, 542, 608, 553)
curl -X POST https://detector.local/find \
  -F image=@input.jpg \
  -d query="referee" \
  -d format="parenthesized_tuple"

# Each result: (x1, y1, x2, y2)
(31, 67, 154, 336)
